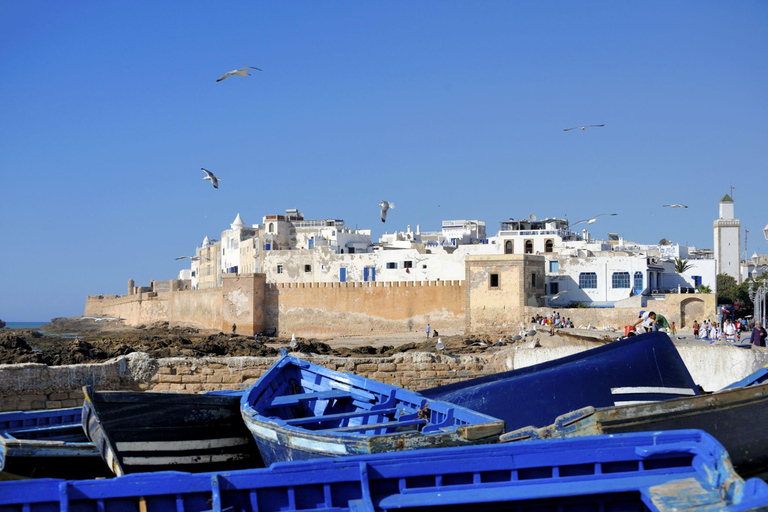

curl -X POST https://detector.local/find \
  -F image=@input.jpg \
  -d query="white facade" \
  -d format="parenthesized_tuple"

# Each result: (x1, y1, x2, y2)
(544, 253, 717, 307)
(713, 194, 741, 283)
(220, 213, 257, 276)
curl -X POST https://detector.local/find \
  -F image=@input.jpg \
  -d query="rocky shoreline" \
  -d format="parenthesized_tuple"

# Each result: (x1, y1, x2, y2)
(0, 317, 612, 366)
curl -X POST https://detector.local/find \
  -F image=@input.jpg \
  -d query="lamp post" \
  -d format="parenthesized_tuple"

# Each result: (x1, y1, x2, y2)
(750, 224, 768, 327)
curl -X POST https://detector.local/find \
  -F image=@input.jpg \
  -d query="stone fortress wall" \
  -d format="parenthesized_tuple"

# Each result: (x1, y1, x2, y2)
(86, 255, 717, 338)
(2, 343, 766, 413)
(87, 276, 467, 337)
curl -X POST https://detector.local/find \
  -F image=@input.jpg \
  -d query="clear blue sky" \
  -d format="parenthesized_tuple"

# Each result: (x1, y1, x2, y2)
(1, 2, 766, 321)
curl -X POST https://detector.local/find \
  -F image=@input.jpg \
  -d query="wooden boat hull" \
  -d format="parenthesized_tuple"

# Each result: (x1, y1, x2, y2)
(1, 430, 767, 511)
(422, 331, 700, 432)
(502, 380, 768, 480)
(0, 407, 110, 479)
(82, 387, 262, 476)
(241, 353, 504, 465)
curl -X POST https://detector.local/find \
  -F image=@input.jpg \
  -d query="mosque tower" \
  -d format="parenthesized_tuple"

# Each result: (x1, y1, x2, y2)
(713, 193, 741, 283)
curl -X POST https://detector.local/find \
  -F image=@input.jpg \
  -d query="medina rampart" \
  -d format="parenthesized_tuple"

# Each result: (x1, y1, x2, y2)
(85, 255, 717, 337)
(86, 275, 466, 337)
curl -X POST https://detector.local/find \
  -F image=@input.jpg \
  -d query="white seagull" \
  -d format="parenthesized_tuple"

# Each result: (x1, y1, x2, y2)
(175, 256, 200, 261)
(549, 290, 568, 301)
(379, 201, 394, 223)
(435, 338, 445, 351)
(663, 204, 688, 209)
(216, 67, 262, 82)
(201, 168, 220, 189)
(570, 213, 617, 227)
(564, 124, 605, 131)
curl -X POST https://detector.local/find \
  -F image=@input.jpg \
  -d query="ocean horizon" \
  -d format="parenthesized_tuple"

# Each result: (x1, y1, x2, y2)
(2, 321, 47, 329)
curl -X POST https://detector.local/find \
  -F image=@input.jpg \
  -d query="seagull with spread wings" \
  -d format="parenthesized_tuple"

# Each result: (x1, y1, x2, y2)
(663, 204, 688, 208)
(201, 168, 220, 189)
(570, 213, 617, 227)
(175, 256, 200, 261)
(216, 67, 262, 82)
(563, 124, 605, 131)
(379, 201, 394, 223)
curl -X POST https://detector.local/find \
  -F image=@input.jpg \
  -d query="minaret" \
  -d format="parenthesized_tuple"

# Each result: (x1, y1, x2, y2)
(713, 193, 741, 283)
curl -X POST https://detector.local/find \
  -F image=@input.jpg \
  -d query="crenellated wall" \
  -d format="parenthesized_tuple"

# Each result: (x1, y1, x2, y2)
(86, 275, 465, 337)
(266, 280, 465, 337)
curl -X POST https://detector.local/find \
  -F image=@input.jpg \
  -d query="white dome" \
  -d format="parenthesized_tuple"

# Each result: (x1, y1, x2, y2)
(231, 213, 246, 229)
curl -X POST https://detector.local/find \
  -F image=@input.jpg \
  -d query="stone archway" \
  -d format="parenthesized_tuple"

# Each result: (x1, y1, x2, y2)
(680, 297, 706, 328)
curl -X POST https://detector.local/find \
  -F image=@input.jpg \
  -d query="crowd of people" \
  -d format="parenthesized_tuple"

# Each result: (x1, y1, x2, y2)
(531, 312, 573, 335)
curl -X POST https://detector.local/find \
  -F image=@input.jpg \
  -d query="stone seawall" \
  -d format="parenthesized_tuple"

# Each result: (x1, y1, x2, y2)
(2, 344, 767, 413)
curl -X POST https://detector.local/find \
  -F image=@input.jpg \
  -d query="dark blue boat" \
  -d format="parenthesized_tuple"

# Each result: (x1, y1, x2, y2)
(501, 379, 768, 480)
(422, 331, 701, 432)
(1, 430, 766, 511)
(0, 407, 111, 479)
(82, 386, 262, 476)
(240, 351, 504, 465)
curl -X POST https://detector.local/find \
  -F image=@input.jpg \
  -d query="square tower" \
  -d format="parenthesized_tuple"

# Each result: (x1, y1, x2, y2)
(713, 194, 741, 284)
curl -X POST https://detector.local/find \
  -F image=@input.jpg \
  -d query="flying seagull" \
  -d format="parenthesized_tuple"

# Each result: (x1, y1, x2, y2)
(663, 204, 688, 208)
(201, 168, 220, 189)
(379, 201, 394, 223)
(175, 256, 200, 261)
(564, 124, 605, 131)
(549, 290, 568, 301)
(570, 213, 617, 227)
(216, 67, 262, 82)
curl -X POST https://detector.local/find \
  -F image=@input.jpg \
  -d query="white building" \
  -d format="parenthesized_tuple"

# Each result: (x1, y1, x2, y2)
(713, 193, 741, 283)
(175, 209, 718, 306)
(220, 214, 257, 276)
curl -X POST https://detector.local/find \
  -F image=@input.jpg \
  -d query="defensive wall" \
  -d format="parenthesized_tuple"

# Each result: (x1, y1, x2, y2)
(86, 275, 465, 337)
(85, 256, 717, 337)
(2, 343, 766, 413)
(265, 280, 465, 337)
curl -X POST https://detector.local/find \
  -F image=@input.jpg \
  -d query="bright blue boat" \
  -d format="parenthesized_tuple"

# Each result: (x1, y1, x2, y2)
(422, 331, 701, 432)
(240, 351, 504, 465)
(0, 407, 111, 479)
(1, 430, 767, 511)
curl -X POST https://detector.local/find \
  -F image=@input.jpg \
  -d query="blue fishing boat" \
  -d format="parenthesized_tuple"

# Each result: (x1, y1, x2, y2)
(82, 386, 262, 476)
(422, 331, 701, 432)
(0, 407, 111, 479)
(1, 430, 766, 511)
(240, 351, 504, 465)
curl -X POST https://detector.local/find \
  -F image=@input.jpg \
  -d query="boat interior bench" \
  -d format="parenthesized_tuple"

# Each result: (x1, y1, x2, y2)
(325, 418, 427, 433)
(284, 408, 399, 427)
(268, 389, 356, 408)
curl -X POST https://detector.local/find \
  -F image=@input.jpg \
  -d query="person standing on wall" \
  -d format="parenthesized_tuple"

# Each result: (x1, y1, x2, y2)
(232, 323, 237, 335)
(751, 322, 767, 347)
(425, 324, 431, 339)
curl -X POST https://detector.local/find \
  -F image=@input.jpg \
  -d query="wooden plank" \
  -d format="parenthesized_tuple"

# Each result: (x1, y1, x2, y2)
(269, 390, 353, 407)
(284, 408, 398, 426)
(326, 419, 426, 433)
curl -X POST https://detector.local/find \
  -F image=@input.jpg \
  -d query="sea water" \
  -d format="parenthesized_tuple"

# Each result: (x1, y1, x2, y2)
(2, 322, 47, 329)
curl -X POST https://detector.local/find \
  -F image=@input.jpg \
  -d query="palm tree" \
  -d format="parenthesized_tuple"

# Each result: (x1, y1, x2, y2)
(674, 258, 693, 273)
(697, 284, 712, 294)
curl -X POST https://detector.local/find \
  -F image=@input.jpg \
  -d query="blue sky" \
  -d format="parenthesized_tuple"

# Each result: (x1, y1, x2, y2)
(1, 2, 766, 321)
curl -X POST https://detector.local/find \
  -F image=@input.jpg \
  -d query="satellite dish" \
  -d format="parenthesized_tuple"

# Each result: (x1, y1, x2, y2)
(529, 214, 537, 221)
